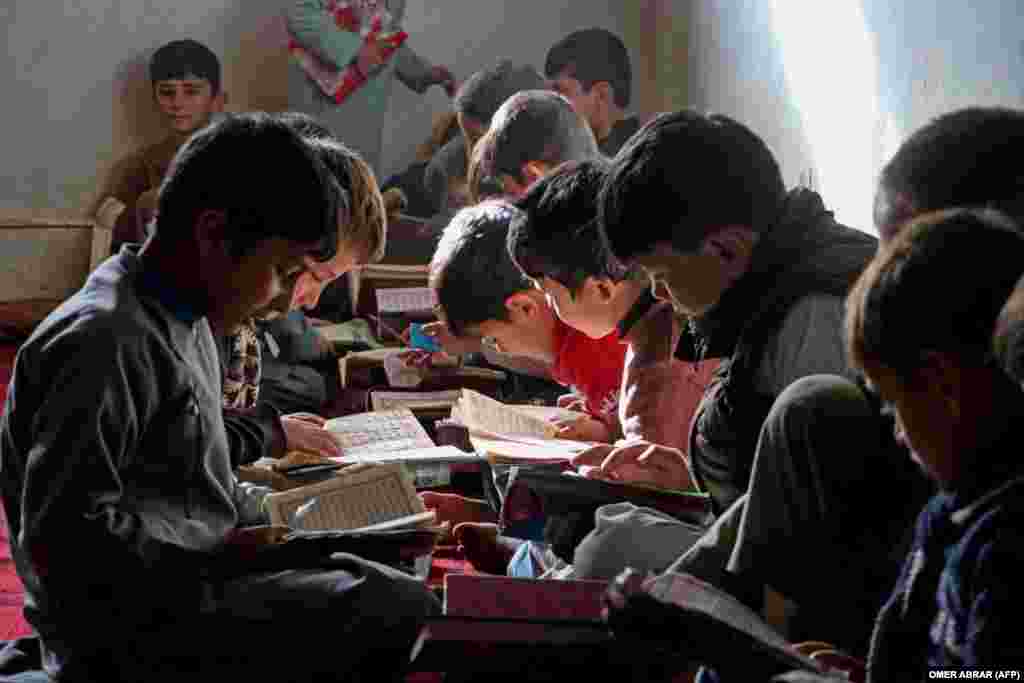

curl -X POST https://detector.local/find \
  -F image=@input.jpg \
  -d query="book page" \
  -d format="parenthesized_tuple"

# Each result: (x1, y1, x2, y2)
(371, 390, 461, 412)
(648, 572, 824, 672)
(265, 463, 425, 531)
(455, 389, 581, 439)
(468, 435, 582, 465)
(376, 287, 436, 314)
(336, 445, 480, 466)
(324, 408, 435, 459)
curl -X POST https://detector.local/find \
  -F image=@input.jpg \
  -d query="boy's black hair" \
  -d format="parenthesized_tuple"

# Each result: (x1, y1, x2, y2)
(847, 208, 1024, 376)
(155, 112, 344, 263)
(468, 90, 600, 200)
(598, 110, 786, 264)
(878, 107, 1024, 226)
(150, 39, 222, 95)
(430, 201, 533, 337)
(509, 159, 628, 295)
(276, 110, 334, 141)
(453, 61, 547, 127)
(545, 28, 632, 109)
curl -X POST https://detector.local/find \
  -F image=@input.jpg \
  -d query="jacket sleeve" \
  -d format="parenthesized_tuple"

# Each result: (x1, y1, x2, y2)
(223, 405, 287, 467)
(287, 0, 363, 68)
(393, 45, 435, 93)
(20, 332, 207, 581)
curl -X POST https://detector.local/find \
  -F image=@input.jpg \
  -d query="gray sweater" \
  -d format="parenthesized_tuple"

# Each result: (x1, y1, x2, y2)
(0, 247, 254, 663)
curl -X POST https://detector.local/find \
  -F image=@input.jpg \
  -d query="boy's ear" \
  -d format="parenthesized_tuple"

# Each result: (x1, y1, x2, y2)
(701, 225, 757, 280)
(521, 161, 550, 185)
(194, 209, 230, 258)
(584, 277, 617, 304)
(918, 351, 964, 419)
(505, 290, 543, 322)
(591, 81, 614, 107)
(213, 89, 228, 113)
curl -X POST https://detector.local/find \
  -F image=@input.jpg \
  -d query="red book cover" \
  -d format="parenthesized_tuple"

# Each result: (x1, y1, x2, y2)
(444, 574, 608, 622)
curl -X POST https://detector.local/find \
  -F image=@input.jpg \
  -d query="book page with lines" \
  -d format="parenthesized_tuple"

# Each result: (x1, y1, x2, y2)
(324, 408, 435, 458)
(265, 464, 425, 530)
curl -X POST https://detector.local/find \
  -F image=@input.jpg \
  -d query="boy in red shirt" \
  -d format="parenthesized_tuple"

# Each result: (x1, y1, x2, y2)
(430, 200, 626, 442)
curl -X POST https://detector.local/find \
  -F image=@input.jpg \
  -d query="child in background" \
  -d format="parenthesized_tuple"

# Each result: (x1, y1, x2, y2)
(100, 39, 226, 250)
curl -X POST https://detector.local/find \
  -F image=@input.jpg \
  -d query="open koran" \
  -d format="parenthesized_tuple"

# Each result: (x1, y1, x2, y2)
(323, 408, 435, 458)
(639, 572, 829, 675)
(370, 390, 462, 413)
(452, 389, 597, 464)
(347, 263, 429, 317)
(264, 463, 435, 532)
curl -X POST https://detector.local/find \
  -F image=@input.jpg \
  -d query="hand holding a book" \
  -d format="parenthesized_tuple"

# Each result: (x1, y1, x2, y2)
(281, 413, 344, 458)
(554, 415, 613, 443)
(571, 440, 696, 491)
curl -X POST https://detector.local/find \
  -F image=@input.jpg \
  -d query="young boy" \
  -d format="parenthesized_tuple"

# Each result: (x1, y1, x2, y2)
(0, 113, 437, 681)
(425, 61, 546, 215)
(845, 208, 1024, 675)
(101, 39, 226, 249)
(467, 89, 601, 203)
(545, 28, 638, 156)
(508, 159, 717, 468)
(431, 200, 627, 442)
(222, 118, 389, 465)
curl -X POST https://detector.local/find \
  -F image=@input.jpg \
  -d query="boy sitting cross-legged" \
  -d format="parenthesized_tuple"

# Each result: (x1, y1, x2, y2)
(0, 112, 438, 682)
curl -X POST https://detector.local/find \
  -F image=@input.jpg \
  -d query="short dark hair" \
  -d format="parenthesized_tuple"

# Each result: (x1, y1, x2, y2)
(878, 107, 1024, 230)
(276, 110, 334, 141)
(453, 61, 547, 127)
(545, 28, 632, 109)
(598, 110, 786, 264)
(430, 201, 532, 337)
(468, 90, 601, 201)
(156, 112, 343, 262)
(150, 39, 222, 95)
(846, 208, 1024, 377)
(509, 160, 628, 295)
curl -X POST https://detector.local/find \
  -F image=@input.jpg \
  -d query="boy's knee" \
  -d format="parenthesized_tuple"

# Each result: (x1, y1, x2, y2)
(765, 374, 872, 437)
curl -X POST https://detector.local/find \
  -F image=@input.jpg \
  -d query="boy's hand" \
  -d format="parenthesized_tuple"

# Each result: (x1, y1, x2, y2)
(556, 392, 587, 412)
(280, 414, 343, 458)
(554, 415, 613, 443)
(221, 525, 291, 564)
(570, 441, 695, 491)
(430, 65, 457, 96)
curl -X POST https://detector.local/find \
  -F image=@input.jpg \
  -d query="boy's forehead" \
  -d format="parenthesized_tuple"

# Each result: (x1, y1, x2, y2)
(154, 76, 213, 88)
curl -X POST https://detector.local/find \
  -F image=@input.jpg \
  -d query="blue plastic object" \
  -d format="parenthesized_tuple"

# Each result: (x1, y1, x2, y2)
(409, 323, 442, 352)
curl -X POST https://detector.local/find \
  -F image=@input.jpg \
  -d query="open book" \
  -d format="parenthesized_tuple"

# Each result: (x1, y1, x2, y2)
(451, 389, 596, 464)
(264, 462, 435, 532)
(370, 389, 462, 413)
(338, 347, 410, 388)
(322, 408, 470, 487)
(613, 570, 831, 677)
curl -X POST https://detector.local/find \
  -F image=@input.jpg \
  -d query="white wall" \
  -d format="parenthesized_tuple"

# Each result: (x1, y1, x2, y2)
(642, 0, 1024, 234)
(0, 1, 633, 210)
(379, 0, 634, 177)
(1, 1, 290, 212)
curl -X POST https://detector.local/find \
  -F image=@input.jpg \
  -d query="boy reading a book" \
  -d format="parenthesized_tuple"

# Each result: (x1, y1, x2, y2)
(467, 90, 600, 203)
(509, 158, 717, 462)
(0, 113, 438, 681)
(544, 28, 639, 157)
(431, 200, 626, 442)
(221, 115, 388, 463)
(100, 39, 226, 250)
(844, 208, 1024, 676)
(425, 61, 547, 215)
